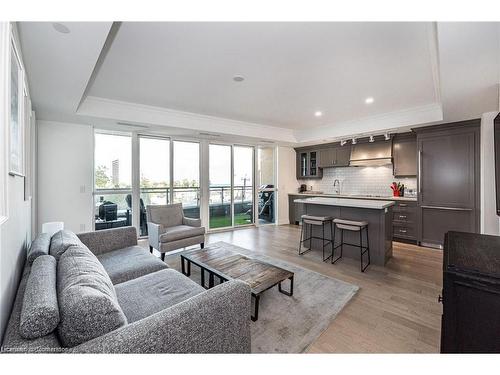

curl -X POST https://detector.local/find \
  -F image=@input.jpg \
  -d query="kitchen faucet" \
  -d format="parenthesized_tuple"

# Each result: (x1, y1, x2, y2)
(333, 179, 341, 195)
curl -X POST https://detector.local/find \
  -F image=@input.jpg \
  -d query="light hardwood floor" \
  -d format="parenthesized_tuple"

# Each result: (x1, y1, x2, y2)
(146, 224, 443, 353)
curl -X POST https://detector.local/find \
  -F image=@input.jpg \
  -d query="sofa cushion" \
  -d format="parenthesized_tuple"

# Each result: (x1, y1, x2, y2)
(49, 230, 83, 261)
(97, 245, 168, 285)
(26, 233, 51, 265)
(159, 225, 205, 243)
(1, 265, 63, 353)
(57, 245, 127, 347)
(19, 255, 59, 339)
(115, 269, 205, 323)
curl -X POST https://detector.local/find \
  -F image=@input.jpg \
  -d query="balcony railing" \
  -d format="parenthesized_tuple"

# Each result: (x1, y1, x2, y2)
(94, 185, 255, 234)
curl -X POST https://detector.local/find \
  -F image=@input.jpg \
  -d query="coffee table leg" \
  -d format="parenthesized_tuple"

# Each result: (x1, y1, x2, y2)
(251, 294, 260, 322)
(201, 268, 206, 288)
(278, 276, 294, 296)
(209, 272, 214, 288)
(181, 257, 191, 277)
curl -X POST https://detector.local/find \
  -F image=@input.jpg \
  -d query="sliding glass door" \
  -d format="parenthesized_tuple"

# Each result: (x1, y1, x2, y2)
(208, 144, 254, 230)
(209, 144, 232, 229)
(257, 147, 276, 224)
(139, 136, 170, 236)
(94, 131, 259, 236)
(233, 146, 254, 226)
(173, 140, 200, 218)
(94, 132, 132, 231)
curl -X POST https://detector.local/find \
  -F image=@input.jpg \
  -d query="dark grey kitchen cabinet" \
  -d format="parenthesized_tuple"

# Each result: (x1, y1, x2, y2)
(318, 148, 336, 168)
(288, 195, 306, 224)
(415, 120, 480, 247)
(296, 149, 322, 179)
(393, 134, 417, 177)
(335, 146, 351, 166)
(318, 146, 351, 168)
(392, 200, 418, 241)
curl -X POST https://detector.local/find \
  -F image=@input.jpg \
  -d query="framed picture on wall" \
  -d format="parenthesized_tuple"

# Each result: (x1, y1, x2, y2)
(9, 40, 24, 177)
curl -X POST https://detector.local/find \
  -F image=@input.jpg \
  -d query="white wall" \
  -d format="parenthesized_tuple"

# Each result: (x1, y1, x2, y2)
(37, 120, 94, 233)
(277, 146, 298, 225)
(480, 111, 500, 235)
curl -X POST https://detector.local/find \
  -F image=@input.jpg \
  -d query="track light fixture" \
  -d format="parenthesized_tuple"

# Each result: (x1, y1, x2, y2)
(351, 137, 357, 145)
(340, 140, 347, 146)
(369, 135, 375, 143)
(384, 133, 390, 141)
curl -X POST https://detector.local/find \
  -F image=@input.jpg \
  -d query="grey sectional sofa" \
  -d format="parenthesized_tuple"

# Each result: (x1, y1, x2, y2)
(1, 227, 251, 353)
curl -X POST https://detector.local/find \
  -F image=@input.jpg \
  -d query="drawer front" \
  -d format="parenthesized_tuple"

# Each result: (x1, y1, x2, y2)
(393, 223, 416, 239)
(393, 201, 417, 213)
(393, 211, 416, 223)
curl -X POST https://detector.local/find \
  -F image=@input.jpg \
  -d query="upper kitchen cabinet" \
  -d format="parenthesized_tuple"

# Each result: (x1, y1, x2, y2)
(296, 149, 322, 179)
(393, 133, 417, 177)
(318, 145, 351, 168)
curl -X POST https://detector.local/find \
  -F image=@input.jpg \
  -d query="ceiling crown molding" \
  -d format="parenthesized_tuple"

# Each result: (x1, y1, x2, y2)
(294, 102, 443, 144)
(78, 96, 297, 143)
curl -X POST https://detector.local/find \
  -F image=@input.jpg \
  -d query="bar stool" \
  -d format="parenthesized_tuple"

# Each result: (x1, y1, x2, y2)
(299, 215, 333, 262)
(331, 218, 371, 272)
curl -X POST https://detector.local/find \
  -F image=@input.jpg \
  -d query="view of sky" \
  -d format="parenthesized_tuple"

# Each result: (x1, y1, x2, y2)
(95, 134, 256, 189)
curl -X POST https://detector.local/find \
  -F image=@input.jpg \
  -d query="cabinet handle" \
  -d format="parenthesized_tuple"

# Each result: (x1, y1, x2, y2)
(399, 215, 407, 220)
(399, 203, 408, 207)
(420, 205, 473, 211)
(399, 229, 407, 234)
(418, 150, 422, 195)
(438, 295, 443, 303)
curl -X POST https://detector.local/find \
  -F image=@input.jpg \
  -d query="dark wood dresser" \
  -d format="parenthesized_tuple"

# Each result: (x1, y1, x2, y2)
(441, 231, 500, 353)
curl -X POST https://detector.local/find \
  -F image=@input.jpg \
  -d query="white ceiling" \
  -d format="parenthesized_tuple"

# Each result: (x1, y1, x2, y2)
(17, 21, 500, 144)
(89, 22, 438, 130)
(18, 22, 112, 121)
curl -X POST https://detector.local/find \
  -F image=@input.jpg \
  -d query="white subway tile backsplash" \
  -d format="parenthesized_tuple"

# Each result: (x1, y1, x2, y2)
(299, 165, 417, 196)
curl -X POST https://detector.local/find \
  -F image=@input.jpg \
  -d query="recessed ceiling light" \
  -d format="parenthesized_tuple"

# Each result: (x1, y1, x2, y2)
(52, 22, 70, 34)
(233, 75, 245, 82)
(314, 111, 323, 117)
(365, 97, 374, 104)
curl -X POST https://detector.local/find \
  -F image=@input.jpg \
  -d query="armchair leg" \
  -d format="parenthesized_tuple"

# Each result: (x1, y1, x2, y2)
(201, 242, 204, 249)
(149, 245, 153, 253)
(160, 252, 165, 262)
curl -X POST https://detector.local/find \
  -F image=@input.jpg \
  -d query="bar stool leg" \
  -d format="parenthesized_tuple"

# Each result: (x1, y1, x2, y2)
(360, 226, 371, 272)
(322, 222, 325, 261)
(365, 227, 371, 270)
(309, 222, 312, 250)
(330, 220, 334, 259)
(340, 229, 344, 258)
(298, 218, 304, 254)
(359, 229, 364, 272)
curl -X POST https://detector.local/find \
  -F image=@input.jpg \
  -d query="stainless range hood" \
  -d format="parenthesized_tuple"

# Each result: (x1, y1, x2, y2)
(349, 140, 393, 167)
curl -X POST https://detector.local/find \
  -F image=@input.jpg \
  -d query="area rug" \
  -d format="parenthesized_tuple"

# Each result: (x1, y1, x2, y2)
(165, 241, 359, 353)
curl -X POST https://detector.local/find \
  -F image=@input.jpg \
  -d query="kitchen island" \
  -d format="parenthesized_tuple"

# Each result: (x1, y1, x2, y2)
(294, 197, 394, 266)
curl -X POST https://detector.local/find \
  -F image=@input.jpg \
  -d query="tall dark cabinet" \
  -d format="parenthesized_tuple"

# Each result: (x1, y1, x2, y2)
(441, 231, 500, 353)
(415, 120, 480, 247)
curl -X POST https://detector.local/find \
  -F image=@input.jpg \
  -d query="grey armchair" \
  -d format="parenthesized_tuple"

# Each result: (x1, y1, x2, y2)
(147, 203, 205, 261)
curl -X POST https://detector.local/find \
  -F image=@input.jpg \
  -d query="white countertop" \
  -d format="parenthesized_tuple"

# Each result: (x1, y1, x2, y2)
(290, 192, 417, 202)
(294, 197, 395, 209)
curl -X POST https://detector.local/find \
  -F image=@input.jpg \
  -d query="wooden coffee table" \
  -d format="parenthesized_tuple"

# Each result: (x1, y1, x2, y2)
(180, 245, 294, 321)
